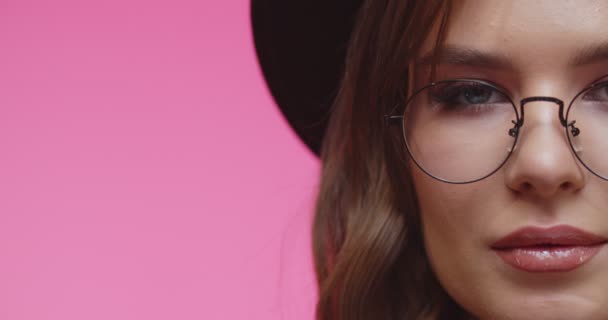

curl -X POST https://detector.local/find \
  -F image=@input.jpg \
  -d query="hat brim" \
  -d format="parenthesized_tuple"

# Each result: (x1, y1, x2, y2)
(251, 0, 363, 156)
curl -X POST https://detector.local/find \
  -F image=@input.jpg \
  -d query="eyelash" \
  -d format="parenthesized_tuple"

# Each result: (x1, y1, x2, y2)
(426, 82, 510, 113)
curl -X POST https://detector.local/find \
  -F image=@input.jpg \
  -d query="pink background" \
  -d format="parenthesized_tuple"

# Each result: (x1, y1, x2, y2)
(0, 0, 319, 319)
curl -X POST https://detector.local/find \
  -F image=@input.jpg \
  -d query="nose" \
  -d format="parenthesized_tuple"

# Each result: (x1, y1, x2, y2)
(504, 100, 585, 198)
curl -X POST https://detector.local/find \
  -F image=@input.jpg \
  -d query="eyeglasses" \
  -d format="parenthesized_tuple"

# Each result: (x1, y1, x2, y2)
(385, 77, 608, 184)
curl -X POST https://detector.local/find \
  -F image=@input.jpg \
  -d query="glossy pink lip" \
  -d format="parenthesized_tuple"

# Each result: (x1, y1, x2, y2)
(491, 225, 607, 272)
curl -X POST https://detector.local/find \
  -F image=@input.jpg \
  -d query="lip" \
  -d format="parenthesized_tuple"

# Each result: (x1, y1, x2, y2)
(491, 225, 608, 272)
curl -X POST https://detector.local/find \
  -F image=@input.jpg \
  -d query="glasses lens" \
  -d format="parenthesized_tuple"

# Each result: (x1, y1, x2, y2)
(567, 81, 608, 180)
(403, 80, 518, 183)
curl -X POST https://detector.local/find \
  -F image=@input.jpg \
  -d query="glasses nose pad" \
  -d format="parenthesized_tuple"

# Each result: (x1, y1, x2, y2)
(568, 120, 583, 153)
(505, 119, 584, 153)
(507, 120, 520, 152)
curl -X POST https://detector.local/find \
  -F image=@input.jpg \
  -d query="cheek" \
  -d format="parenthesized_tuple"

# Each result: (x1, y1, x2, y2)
(417, 182, 478, 269)
(412, 168, 502, 310)
(414, 169, 487, 249)
(412, 161, 507, 246)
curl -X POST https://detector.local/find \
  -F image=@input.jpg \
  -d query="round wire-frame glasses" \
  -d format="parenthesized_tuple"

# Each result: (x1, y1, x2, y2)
(384, 77, 608, 184)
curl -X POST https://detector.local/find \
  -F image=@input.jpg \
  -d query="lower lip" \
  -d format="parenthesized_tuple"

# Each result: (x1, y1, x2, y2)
(494, 244, 605, 272)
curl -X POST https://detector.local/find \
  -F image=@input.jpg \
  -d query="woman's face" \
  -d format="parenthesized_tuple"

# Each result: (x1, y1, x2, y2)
(412, 1, 608, 319)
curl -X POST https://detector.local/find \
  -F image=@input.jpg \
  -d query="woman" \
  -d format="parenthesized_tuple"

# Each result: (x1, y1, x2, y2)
(254, 1, 608, 319)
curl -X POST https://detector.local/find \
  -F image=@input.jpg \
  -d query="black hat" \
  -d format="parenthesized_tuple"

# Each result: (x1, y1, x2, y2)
(251, 1, 364, 156)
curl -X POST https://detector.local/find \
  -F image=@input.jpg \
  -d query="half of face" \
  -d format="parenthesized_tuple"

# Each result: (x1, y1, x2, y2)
(410, 1, 608, 319)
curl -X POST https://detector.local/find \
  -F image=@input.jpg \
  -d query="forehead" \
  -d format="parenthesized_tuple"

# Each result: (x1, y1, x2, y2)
(422, 0, 608, 70)
(449, 0, 607, 33)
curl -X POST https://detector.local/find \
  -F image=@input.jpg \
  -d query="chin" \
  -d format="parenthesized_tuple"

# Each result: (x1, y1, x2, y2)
(459, 292, 608, 320)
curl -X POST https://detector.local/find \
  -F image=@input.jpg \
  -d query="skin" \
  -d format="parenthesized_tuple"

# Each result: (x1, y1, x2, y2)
(412, 1, 608, 319)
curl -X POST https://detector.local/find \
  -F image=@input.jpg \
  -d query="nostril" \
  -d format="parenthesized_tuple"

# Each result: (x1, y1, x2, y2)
(520, 182, 533, 192)
(560, 181, 573, 191)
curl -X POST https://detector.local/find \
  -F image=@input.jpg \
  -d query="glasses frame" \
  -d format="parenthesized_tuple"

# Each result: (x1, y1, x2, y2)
(384, 77, 608, 184)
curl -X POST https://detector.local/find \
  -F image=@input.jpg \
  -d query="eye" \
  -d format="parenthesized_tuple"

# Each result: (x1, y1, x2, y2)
(427, 81, 511, 113)
(460, 85, 494, 104)
(581, 82, 608, 102)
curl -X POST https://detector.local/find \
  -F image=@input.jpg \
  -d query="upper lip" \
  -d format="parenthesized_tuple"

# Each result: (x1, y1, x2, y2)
(491, 225, 608, 249)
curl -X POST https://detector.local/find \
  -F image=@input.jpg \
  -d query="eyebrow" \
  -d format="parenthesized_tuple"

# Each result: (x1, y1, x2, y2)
(416, 46, 514, 69)
(417, 43, 608, 69)
(570, 43, 608, 66)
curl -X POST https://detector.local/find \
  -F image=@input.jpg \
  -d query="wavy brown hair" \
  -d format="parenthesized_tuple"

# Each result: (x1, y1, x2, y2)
(312, 1, 469, 319)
